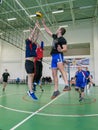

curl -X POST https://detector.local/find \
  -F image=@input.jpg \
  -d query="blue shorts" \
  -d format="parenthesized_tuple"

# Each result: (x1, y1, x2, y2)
(76, 82, 86, 88)
(51, 53, 64, 68)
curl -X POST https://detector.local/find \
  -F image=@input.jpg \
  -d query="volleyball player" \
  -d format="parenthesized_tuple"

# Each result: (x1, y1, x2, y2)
(42, 19, 70, 99)
(25, 22, 39, 100)
(33, 41, 44, 92)
(2, 69, 10, 91)
(85, 67, 91, 89)
(75, 66, 88, 102)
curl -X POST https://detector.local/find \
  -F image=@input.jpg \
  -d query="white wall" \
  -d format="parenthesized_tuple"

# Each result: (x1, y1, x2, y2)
(0, 39, 26, 79)
(66, 21, 93, 44)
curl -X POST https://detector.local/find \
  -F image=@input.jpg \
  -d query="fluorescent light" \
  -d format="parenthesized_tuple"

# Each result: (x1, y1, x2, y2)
(29, 14, 36, 18)
(80, 6, 93, 9)
(7, 18, 16, 21)
(52, 10, 64, 14)
(60, 25, 68, 28)
(23, 30, 30, 33)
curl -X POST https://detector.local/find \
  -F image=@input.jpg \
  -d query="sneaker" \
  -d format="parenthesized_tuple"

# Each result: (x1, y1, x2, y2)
(63, 85, 71, 91)
(51, 90, 60, 99)
(27, 91, 38, 100)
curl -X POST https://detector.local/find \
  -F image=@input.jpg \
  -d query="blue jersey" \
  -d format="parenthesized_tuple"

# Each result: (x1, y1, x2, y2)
(25, 39, 37, 58)
(75, 70, 87, 88)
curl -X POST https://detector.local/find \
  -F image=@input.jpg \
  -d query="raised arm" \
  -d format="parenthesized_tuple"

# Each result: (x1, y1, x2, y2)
(42, 19, 52, 37)
(33, 29, 40, 42)
(28, 25, 37, 41)
(28, 20, 40, 41)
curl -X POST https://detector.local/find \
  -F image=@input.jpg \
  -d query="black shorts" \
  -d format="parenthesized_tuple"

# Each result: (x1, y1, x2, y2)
(3, 79, 8, 82)
(25, 60, 34, 74)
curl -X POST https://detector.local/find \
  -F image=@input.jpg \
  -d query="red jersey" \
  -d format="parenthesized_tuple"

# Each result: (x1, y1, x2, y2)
(34, 47, 43, 61)
(34, 41, 44, 61)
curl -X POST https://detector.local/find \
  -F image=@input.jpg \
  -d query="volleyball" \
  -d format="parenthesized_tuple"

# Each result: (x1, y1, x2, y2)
(36, 12, 43, 18)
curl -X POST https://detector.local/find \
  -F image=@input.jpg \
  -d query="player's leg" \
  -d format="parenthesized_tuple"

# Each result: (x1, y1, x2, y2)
(75, 87, 81, 97)
(52, 68, 58, 91)
(75, 82, 82, 100)
(56, 54, 70, 91)
(51, 68, 60, 99)
(79, 87, 85, 102)
(51, 55, 60, 99)
(28, 73, 34, 92)
(25, 60, 38, 100)
(57, 62, 71, 91)
(38, 61, 44, 91)
(33, 61, 41, 91)
(2, 82, 7, 91)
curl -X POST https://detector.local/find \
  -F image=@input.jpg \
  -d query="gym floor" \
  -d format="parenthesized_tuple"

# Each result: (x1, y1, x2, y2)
(0, 84, 98, 130)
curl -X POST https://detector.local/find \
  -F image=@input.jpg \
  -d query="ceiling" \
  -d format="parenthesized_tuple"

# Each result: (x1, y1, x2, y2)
(0, 0, 98, 50)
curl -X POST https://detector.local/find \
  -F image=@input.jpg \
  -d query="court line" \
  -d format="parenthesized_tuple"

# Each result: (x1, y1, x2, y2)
(1, 102, 98, 118)
(10, 92, 65, 130)
(37, 113, 98, 117)
(0, 105, 32, 114)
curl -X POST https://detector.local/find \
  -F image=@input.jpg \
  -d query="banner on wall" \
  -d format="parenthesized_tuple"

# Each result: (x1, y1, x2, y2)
(64, 57, 89, 67)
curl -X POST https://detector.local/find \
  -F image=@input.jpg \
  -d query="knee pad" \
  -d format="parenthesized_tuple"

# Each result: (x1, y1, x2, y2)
(75, 88, 79, 91)
(81, 88, 84, 92)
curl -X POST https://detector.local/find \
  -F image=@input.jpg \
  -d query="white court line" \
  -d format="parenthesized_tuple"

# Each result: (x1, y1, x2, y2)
(10, 92, 65, 130)
(37, 112, 98, 117)
(1, 102, 98, 118)
(0, 105, 32, 114)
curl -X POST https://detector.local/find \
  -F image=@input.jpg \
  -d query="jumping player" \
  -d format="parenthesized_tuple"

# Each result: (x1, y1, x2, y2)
(42, 19, 70, 99)
(25, 22, 40, 100)
(33, 41, 44, 92)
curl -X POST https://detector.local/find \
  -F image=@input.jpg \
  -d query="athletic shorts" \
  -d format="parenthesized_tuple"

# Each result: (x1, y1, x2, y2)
(3, 79, 8, 82)
(76, 82, 86, 88)
(51, 53, 64, 68)
(75, 87, 85, 92)
(25, 60, 34, 74)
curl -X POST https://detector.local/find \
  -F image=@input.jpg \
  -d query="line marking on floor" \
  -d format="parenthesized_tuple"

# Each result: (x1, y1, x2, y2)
(1, 102, 98, 118)
(0, 105, 32, 114)
(10, 92, 65, 130)
(37, 112, 98, 117)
